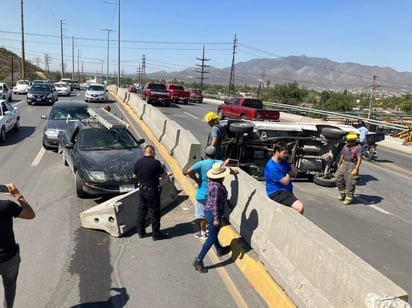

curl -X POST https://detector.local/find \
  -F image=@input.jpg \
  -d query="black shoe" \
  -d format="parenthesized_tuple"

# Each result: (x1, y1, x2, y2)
(216, 246, 231, 257)
(152, 232, 167, 241)
(138, 231, 147, 238)
(193, 259, 208, 273)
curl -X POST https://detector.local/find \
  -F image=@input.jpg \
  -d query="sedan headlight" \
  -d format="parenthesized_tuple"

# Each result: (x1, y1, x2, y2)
(89, 171, 106, 182)
(47, 93, 53, 98)
(45, 129, 59, 137)
(27, 93, 34, 98)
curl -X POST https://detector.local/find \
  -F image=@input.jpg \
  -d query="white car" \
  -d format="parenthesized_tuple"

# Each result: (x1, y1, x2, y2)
(13, 80, 31, 94)
(85, 84, 108, 103)
(54, 82, 72, 96)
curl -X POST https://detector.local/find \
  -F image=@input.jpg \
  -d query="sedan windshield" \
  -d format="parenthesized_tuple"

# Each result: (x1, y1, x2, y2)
(31, 84, 50, 91)
(88, 85, 105, 91)
(79, 128, 139, 149)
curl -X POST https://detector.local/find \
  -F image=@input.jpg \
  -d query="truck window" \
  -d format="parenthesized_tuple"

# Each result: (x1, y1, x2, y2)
(244, 99, 263, 109)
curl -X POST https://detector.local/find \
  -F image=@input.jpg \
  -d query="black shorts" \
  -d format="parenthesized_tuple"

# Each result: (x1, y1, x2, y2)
(269, 190, 298, 207)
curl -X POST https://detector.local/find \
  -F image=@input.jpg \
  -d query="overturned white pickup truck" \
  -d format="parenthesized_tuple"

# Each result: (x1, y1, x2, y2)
(0, 100, 20, 143)
(221, 119, 359, 187)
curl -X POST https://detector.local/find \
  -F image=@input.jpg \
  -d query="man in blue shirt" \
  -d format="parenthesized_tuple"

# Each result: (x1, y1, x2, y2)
(264, 141, 304, 214)
(357, 120, 368, 144)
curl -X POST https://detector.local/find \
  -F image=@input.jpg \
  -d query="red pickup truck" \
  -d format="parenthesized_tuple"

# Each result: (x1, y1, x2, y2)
(166, 84, 190, 105)
(217, 97, 280, 121)
(141, 82, 171, 106)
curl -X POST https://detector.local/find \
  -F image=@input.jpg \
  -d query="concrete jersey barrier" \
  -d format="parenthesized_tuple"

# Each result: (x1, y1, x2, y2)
(223, 170, 408, 307)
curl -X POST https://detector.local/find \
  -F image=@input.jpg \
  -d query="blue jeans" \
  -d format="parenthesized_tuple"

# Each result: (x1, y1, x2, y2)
(0, 250, 20, 308)
(197, 210, 224, 261)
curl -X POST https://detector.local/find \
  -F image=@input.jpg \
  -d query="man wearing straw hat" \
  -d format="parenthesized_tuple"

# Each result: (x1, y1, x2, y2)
(192, 162, 232, 273)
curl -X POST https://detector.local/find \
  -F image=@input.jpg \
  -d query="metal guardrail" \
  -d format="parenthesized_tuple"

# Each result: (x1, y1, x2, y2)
(265, 102, 410, 132)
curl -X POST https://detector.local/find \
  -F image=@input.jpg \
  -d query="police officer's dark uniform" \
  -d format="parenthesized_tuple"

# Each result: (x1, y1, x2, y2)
(133, 145, 167, 240)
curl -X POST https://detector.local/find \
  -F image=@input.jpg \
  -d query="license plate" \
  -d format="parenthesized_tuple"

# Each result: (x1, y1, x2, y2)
(119, 184, 135, 193)
(36, 98, 42, 102)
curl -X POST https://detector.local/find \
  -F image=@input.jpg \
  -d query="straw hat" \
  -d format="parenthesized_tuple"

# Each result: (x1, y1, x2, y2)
(207, 162, 230, 179)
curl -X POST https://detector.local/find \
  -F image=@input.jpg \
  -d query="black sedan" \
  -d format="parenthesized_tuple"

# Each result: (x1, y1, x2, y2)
(27, 84, 58, 105)
(41, 101, 89, 150)
(59, 112, 145, 198)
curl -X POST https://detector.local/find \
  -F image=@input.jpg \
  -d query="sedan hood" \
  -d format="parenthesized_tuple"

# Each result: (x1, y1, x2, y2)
(79, 148, 143, 180)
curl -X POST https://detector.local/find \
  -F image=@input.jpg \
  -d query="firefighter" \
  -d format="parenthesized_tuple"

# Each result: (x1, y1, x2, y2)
(335, 132, 362, 205)
(204, 112, 227, 160)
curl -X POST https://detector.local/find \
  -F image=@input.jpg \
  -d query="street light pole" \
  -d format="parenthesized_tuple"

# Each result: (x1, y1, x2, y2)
(100, 29, 113, 83)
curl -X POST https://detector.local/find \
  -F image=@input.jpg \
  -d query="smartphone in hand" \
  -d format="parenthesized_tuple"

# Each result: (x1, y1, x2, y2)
(0, 185, 9, 193)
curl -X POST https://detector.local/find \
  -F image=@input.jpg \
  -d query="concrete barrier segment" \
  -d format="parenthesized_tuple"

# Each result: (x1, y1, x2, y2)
(127, 95, 146, 119)
(172, 129, 202, 171)
(79, 176, 178, 237)
(141, 104, 167, 141)
(159, 119, 181, 155)
(222, 170, 408, 307)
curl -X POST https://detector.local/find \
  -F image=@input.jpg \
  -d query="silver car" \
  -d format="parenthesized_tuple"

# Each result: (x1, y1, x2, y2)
(41, 101, 89, 150)
(85, 84, 108, 103)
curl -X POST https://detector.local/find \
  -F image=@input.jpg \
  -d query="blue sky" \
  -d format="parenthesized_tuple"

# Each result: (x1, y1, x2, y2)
(1, 0, 412, 76)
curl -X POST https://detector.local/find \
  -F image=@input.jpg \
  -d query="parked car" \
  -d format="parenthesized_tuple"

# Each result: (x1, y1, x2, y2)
(41, 101, 89, 150)
(0, 83, 12, 102)
(59, 108, 145, 198)
(189, 89, 203, 103)
(54, 82, 72, 96)
(71, 80, 80, 90)
(13, 80, 31, 95)
(85, 84, 108, 103)
(27, 83, 58, 105)
(0, 100, 20, 142)
(220, 119, 359, 187)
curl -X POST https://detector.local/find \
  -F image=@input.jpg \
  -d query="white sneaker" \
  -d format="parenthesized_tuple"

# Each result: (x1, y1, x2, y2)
(194, 231, 208, 240)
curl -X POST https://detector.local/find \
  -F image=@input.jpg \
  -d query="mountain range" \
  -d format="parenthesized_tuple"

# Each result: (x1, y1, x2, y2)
(148, 55, 412, 94)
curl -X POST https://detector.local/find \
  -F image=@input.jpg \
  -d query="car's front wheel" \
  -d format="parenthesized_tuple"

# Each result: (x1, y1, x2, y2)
(0, 127, 6, 143)
(75, 171, 88, 198)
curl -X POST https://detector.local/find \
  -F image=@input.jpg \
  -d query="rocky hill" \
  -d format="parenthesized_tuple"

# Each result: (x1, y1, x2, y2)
(149, 55, 412, 94)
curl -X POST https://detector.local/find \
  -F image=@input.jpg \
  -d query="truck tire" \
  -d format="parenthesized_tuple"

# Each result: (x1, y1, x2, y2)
(240, 114, 247, 120)
(313, 174, 336, 187)
(0, 126, 6, 143)
(229, 122, 254, 134)
(321, 127, 346, 140)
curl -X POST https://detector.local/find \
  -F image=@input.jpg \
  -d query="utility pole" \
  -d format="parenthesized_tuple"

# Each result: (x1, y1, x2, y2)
(367, 75, 380, 120)
(20, 0, 26, 79)
(117, 0, 121, 87)
(60, 19, 64, 79)
(196, 45, 209, 91)
(227, 34, 237, 98)
(72, 36, 75, 81)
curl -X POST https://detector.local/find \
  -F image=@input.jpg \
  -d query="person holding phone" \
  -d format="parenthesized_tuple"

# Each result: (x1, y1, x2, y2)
(0, 183, 35, 308)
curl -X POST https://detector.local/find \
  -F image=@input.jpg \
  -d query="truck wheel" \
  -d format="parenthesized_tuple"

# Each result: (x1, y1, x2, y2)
(164, 101, 170, 107)
(145, 97, 151, 104)
(313, 174, 336, 187)
(0, 127, 6, 143)
(218, 110, 225, 120)
(229, 122, 254, 134)
(240, 114, 247, 120)
(184, 100, 188, 105)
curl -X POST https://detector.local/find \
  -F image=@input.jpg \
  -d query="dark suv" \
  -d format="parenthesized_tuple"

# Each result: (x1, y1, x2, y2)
(59, 108, 145, 198)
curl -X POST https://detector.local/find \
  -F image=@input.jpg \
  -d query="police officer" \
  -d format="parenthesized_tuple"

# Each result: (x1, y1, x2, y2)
(335, 132, 362, 205)
(133, 145, 168, 240)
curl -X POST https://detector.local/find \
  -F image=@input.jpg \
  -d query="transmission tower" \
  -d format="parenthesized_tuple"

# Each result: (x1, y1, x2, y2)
(141, 54, 147, 84)
(196, 45, 210, 90)
(44, 54, 51, 72)
(227, 34, 237, 98)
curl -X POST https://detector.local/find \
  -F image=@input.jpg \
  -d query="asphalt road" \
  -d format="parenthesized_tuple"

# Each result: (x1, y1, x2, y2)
(0, 92, 267, 307)
(154, 96, 412, 298)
